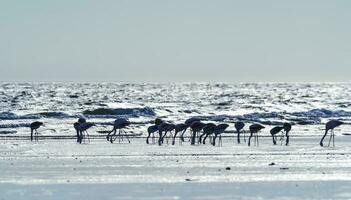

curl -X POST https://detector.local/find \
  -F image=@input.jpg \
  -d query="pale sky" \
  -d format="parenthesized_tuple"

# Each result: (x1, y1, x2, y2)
(0, 0, 350, 82)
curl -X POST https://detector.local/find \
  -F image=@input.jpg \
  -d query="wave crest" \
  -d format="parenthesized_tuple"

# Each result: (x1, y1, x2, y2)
(83, 107, 156, 117)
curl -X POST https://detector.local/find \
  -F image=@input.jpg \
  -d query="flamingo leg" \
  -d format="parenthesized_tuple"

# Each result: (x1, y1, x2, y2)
(190, 131, 197, 145)
(327, 130, 333, 147)
(180, 129, 187, 142)
(320, 129, 329, 147)
(237, 131, 240, 144)
(212, 134, 217, 146)
(248, 132, 253, 146)
(219, 135, 222, 147)
(166, 131, 171, 144)
(83, 131, 86, 143)
(146, 131, 151, 144)
(161, 131, 168, 144)
(106, 131, 110, 141)
(169, 131, 174, 144)
(76, 130, 80, 143)
(332, 129, 335, 148)
(254, 133, 257, 146)
(123, 129, 130, 143)
(272, 134, 276, 145)
(202, 134, 209, 144)
(285, 131, 290, 146)
(118, 129, 121, 143)
(163, 131, 168, 144)
(199, 132, 206, 144)
(121, 129, 124, 142)
(158, 130, 163, 146)
(109, 129, 117, 143)
(172, 131, 178, 145)
(85, 130, 90, 143)
(79, 130, 83, 144)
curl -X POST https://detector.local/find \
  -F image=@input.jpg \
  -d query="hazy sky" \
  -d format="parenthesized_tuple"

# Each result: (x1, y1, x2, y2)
(0, 0, 350, 82)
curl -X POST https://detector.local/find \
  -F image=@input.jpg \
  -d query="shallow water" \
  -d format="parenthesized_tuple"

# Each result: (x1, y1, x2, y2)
(1, 136, 351, 199)
(1, 82, 351, 137)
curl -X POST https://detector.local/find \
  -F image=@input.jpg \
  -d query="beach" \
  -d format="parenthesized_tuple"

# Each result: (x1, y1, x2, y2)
(1, 135, 351, 200)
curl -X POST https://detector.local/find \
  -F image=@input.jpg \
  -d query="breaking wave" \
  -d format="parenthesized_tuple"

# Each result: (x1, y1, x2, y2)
(82, 107, 156, 117)
(0, 112, 71, 120)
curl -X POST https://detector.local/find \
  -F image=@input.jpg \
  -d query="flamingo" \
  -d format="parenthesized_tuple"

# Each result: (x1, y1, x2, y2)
(161, 123, 176, 144)
(77, 122, 94, 143)
(270, 126, 284, 145)
(30, 121, 43, 141)
(146, 125, 158, 144)
(157, 122, 175, 145)
(172, 123, 188, 145)
(180, 117, 201, 142)
(146, 118, 164, 144)
(234, 122, 245, 144)
(199, 123, 216, 144)
(107, 118, 131, 143)
(320, 120, 344, 147)
(190, 121, 206, 145)
(74, 118, 86, 143)
(212, 123, 229, 146)
(248, 124, 265, 146)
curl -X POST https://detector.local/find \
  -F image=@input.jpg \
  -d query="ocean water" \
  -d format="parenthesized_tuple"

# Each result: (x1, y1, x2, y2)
(0, 82, 350, 137)
(2, 82, 351, 200)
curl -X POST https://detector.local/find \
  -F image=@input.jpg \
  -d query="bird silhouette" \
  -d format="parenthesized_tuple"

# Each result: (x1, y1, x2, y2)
(76, 122, 94, 144)
(74, 118, 86, 143)
(234, 122, 245, 144)
(180, 117, 201, 142)
(30, 121, 43, 141)
(212, 123, 229, 146)
(107, 118, 131, 143)
(190, 121, 206, 145)
(270, 126, 284, 145)
(157, 122, 175, 145)
(248, 124, 265, 146)
(199, 123, 216, 144)
(320, 120, 344, 147)
(172, 123, 188, 145)
(160, 123, 176, 144)
(146, 118, 164, 144)
(146, 125, 158, 144)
